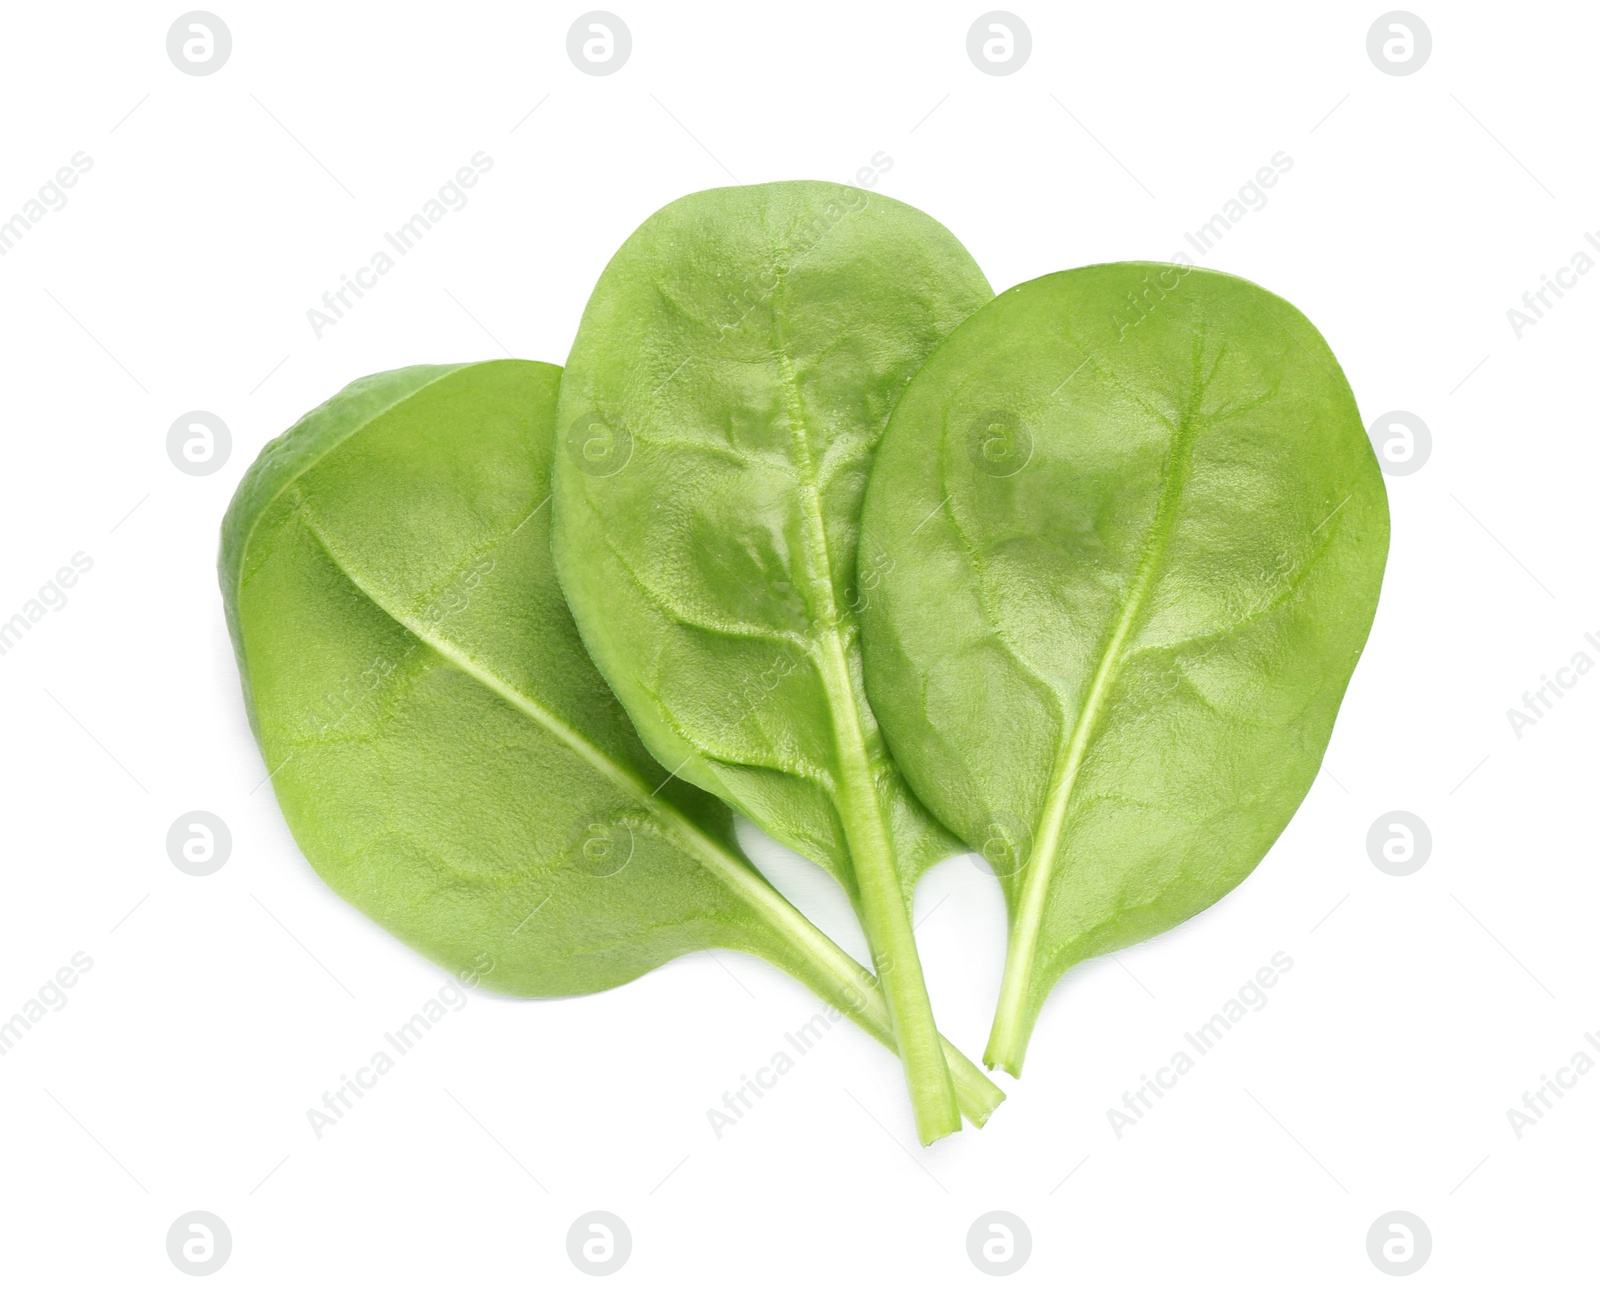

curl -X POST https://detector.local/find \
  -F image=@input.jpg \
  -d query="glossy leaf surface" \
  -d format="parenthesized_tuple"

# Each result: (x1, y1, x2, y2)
(553, 183, 995, 1140)
(858, 264, 1390, 1073)
(219, 359, 1003, 1123)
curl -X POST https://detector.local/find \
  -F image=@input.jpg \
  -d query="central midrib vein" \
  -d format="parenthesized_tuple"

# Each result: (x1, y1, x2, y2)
(294, 508, 814, 931)
(288, 504, 1002, 1123)
(1003, 379, 1209, 999)
(298, 509, 656, 799)
(766, 276, 957, 1134)
(765, 279, 880, 811)
(770, 340, 893, 877)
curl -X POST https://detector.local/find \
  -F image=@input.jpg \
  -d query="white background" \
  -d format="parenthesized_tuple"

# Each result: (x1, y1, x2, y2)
(1, 1, 1594, 1283)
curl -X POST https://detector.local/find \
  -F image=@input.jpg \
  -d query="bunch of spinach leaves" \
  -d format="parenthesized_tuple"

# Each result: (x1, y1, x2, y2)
(222, 184, 1385, 1144)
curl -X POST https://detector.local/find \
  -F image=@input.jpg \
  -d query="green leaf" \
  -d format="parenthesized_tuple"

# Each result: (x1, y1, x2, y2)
(858, 264, 1390, 1074)
(219, 359, 1002, 1125)
(552, 182, 995, 1142)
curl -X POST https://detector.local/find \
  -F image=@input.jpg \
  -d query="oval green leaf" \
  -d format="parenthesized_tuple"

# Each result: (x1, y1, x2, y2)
(858, 264, 1390, 1074)
(552, 182, 995, 1141)
(219, 359, 1003, 1124)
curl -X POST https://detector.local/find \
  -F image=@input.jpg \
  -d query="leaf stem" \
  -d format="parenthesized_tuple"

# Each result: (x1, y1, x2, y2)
(655, 799, 1001, 1128)
(985, 955, 1041, 1078)
(293, 450, 990, 1127)
(987, 374, 1206, 1077)
(764, 321, 961, 1141)
(768, 904, 1005, 1127)
(820, 642, 961, 1144)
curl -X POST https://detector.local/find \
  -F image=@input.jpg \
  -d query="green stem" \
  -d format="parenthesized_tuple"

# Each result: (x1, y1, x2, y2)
(769, 895, 1004, 1128)
(655, 798, 999, 1128)
(985, 740, 1075, 1077)
(305, 482, 990, 1124)
(839, 804, 962, 1141)
(945, 1034, 1008, 1127)
(819, 641, 961, 1144)
(985, 946, 1043, 1077)
(988, 382, 1204, 1077)
(765, 312, 960, 1141)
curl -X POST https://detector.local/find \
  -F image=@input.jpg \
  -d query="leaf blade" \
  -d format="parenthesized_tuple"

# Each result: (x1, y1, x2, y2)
(220, 358, 1005, 1122)
(859, 264, 1390, 1072)
(553, 182, 996, 1139)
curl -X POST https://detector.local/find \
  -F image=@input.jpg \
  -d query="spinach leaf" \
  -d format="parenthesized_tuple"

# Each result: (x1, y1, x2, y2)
(858, 264, 1389, 1074)
(220, 359, 1002, 1125)
(552, 183, 995, 1142)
